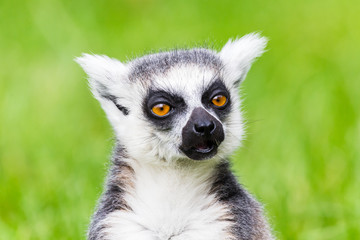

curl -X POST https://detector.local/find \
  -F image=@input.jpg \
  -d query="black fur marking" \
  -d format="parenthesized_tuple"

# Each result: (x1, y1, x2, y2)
(128, 48, 222, 81)
(143, 89, 186, 131)
(87, 144, 133, 240)
(102, 94, 130, 116)
(201, 79, 232, 121)
(211, 162, 271, 239)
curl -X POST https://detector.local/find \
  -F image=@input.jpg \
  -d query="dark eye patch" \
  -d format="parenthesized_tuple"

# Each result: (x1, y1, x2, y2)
(143, 89, 186, 130)
(201, 79, 231, 120)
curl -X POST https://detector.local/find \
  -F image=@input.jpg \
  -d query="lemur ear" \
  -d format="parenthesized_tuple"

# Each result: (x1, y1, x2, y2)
(75, 54, 127, 98)
(75, 54, 131, 116)
(219, 33, 268, 86)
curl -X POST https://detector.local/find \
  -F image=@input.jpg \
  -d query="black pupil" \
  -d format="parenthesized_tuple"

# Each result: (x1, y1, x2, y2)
(215, 96, 222, 102)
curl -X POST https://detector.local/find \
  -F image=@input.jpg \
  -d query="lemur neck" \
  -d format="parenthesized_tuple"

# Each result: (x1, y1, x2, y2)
(128, 156, 220, 181)
(110, 144, 227, 210)
(117, 156, 223, 205)
(105, 152, 236, 240)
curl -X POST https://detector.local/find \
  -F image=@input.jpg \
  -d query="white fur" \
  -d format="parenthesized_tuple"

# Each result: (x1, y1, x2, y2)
(219, 33, 268, 85)
(101, 160, 234, 240)
(75, 54, 128, 95)
(75, 54, 147, 145)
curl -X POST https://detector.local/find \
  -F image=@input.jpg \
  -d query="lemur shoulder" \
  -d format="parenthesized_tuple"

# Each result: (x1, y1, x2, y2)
(76, 33, 274, 240)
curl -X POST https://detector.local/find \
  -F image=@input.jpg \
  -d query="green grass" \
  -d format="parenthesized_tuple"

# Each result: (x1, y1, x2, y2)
(1, 0, 359, 239)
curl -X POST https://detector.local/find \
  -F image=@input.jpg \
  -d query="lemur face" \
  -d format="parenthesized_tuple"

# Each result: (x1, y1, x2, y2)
(76, 33, 267, 164)
(142, 65, 231, 161)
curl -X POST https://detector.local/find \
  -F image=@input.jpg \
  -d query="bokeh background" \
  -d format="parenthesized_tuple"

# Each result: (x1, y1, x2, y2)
(1, 0, 359, 239)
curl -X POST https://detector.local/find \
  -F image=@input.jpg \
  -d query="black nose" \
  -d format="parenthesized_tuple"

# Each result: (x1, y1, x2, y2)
(194, 120, 215, 135)
(180, 107, 225, 160)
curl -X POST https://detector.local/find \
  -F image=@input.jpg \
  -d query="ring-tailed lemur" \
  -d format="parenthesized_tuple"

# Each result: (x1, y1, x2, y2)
(76, 33, 274, 240)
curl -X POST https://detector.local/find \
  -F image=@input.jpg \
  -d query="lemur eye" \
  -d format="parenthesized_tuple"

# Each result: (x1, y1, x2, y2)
(152, 103, 171, 117)
(211, 95, 227, 107)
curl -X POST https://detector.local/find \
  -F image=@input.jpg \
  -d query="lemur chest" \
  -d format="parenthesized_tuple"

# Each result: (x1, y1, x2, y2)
(104, 165, 234, 240)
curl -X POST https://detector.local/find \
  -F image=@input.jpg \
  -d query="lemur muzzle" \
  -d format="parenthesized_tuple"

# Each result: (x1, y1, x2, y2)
(180, 107, 224, 160)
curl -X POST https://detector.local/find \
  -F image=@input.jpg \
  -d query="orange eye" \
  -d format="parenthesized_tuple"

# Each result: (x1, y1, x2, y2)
(212, 95, 227, 107)
(152, 103, 171, 117)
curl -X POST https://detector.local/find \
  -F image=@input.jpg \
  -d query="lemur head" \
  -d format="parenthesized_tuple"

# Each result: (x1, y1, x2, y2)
(76, 33, 267, 165)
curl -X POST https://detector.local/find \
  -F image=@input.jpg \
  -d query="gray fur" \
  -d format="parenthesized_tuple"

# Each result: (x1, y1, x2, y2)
(211, 162, 273, 239)
(128, 49, 222, 81)
(88, 145, 134, 240)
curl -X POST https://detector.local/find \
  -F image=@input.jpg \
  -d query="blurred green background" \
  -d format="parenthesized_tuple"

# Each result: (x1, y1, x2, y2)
(1, 0, 359, 239)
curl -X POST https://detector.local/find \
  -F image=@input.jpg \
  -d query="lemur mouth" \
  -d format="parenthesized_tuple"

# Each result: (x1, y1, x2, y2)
(192, 141, 215, 154)
(180, 139, 219, 160)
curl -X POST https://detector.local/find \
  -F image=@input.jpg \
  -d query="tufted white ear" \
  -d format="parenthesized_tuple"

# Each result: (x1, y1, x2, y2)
(219, 33, 268, 86)
(75, 54, 128, 99)
(75, 54, 133, 133)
